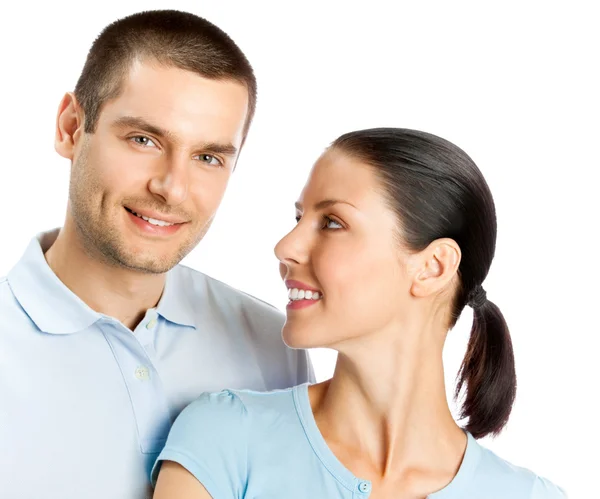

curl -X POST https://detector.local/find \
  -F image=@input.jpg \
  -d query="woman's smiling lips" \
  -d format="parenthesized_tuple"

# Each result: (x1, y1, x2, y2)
(285, 279, 323, 310)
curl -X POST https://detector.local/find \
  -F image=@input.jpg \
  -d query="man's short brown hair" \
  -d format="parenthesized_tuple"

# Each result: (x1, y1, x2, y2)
(74, 10, 257, 138)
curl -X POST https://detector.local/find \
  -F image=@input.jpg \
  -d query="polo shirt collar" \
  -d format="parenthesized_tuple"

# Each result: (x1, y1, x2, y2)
(7, 229, 101, 335)
(155, 265, 198, 329)
(8, 229, 198, 334)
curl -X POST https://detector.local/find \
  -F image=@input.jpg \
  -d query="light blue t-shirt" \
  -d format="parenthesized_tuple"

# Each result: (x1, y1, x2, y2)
(152, 383, 566, 498)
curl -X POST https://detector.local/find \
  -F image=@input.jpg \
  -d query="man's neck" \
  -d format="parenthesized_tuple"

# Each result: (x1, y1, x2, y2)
(44, 225, 167, 331)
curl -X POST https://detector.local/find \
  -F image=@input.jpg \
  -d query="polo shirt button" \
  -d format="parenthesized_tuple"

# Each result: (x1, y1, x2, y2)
(134, 366, 150, 380)
(146, 318, 157, 330)
(358, 481, 371, 493)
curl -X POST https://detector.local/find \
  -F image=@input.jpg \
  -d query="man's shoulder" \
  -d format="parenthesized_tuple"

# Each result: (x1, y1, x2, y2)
(174, 264, 284, 318)
(0, 274, 35, 336)
(169, 266, 316, 388)
(0, 275, 16, 311)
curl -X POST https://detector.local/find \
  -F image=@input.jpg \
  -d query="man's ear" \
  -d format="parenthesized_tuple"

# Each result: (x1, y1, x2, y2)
(410, 238, 461, 299)
(55, 92, 84, 160)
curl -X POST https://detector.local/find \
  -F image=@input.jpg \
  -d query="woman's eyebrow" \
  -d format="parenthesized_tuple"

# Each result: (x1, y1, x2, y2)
(294, 199, 357, 211)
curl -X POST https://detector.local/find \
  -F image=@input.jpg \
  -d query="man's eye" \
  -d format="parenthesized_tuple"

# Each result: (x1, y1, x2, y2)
(131, 136, 157, 148)
(197, 154, 223, 167)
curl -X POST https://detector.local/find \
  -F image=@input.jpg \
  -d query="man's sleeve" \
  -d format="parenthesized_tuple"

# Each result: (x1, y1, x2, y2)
(297, 348, 316, 384)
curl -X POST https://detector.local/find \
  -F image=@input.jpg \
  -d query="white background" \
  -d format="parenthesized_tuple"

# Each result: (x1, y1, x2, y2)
(1, 1, 597, 496)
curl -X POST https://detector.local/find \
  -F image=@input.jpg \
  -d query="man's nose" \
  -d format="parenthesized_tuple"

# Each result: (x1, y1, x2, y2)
(147, 153, 190, 206)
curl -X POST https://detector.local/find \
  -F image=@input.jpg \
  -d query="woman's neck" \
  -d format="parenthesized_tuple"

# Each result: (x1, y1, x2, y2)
(310, 323, 466, 491)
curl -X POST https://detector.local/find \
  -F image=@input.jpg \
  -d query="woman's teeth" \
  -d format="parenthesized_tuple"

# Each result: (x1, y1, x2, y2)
(288, 288, 321, 301)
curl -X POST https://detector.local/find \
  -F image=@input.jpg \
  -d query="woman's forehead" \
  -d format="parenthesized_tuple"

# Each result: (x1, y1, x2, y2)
(298, 150, 382, 207)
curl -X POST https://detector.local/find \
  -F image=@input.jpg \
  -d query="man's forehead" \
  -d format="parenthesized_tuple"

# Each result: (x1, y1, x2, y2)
(99, 62, 249, 147)
(116, 64, 247, 111)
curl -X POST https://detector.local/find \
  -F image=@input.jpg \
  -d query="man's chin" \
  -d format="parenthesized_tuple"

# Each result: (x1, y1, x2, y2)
(122, 253, 183, 274)
(91, 222, 199, 274)
(106, 247, 185, 275)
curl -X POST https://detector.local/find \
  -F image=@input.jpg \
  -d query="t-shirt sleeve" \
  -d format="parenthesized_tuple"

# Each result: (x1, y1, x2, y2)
(151, 390, 249, 499)
(530, 476, 568, 499)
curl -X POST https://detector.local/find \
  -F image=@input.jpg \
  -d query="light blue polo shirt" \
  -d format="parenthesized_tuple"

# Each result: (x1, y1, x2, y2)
(0, 230, 314, 499)
(152, 384, 567, 498)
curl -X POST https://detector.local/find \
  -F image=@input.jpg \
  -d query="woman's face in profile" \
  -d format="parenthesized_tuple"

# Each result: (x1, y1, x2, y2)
(275, 148, 415, 351)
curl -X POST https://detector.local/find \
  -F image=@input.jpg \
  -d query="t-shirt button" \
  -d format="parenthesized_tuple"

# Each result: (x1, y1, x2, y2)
(134, 366, 150, 380)
(358, 481, 371, 493)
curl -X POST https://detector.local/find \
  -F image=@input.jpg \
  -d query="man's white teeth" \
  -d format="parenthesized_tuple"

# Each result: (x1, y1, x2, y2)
(287, 288, 321, 301)
(144, 216, 174, 227)
(131, 210, 175, 227)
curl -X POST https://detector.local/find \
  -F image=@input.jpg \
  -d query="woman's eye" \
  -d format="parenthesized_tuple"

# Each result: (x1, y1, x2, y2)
(131, 136, 157, 148)
(323, 216, 343, 230)
(295, 214, 342, 229)
(197, 154, 223, 167)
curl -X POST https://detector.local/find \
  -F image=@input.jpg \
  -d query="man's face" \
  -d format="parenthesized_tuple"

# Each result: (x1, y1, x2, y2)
(66, 60, 248, 273)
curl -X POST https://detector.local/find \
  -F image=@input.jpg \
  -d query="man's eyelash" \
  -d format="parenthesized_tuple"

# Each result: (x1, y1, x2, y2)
(196, 154, 224, 167)
(131, 135, 155, 146)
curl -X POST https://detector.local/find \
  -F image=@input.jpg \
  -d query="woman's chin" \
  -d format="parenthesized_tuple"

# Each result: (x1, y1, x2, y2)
(282, 324, 321, 350)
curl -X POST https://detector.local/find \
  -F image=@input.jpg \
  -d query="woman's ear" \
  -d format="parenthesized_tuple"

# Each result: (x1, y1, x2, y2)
(410, 238, 461, 298)
(55, 92, 84, 160)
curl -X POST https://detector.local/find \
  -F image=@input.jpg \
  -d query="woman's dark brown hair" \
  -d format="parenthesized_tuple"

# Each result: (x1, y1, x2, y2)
(332, 128, 517, 439)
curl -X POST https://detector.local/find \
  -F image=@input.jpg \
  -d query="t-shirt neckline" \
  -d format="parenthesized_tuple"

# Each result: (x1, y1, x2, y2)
(292, 382, 481, 498)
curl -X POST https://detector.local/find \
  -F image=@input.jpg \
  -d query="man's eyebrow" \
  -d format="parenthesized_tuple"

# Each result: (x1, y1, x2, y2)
(294, 199, 357, 211)
(112, 116, 175, 141)
(112, 116, 238, 157)
(200, 142, 239, 157)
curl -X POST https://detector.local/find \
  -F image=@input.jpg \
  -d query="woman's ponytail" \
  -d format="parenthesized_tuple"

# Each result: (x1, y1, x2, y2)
(455, 296, 517, 439)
